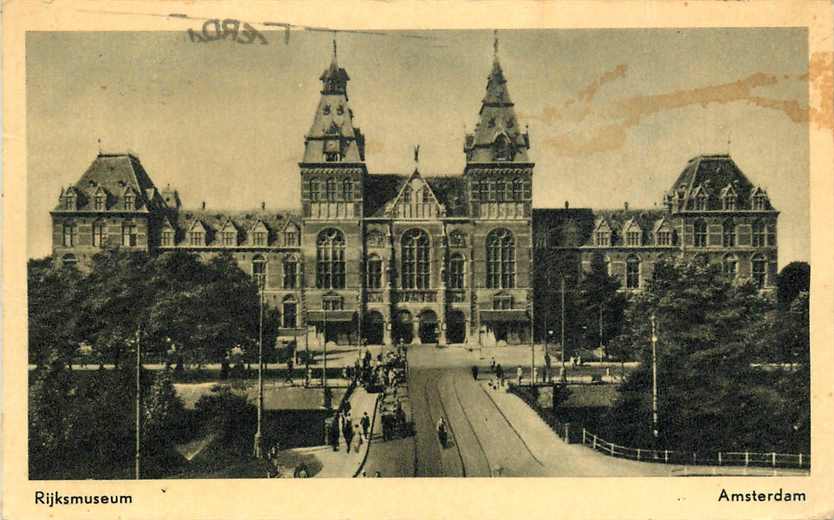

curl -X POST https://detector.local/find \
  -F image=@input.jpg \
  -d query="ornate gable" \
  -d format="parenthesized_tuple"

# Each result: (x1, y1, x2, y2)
(385, 171, 446, 219)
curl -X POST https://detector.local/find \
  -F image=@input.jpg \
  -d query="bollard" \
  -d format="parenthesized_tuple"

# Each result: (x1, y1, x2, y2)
(637, 448, 641, 461)
(664, 450, 668, 463)
(582, 429, 586, 445)
(593, 435, 597, 450)
(745, 451, 749, 467)
(718, 452, 722, 466)
(799, 453, 803, 467)
(772, 452, 776, 467)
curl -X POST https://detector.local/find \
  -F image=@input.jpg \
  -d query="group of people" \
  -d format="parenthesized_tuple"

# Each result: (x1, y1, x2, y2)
(328, 407, 372, 455)
(379, 343, 410, 441)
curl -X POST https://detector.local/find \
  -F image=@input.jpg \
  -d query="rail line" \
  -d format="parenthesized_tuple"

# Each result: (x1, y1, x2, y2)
(478, 381, 544, 467)
(450, 374, 493, 476)
(431, 370, 468, 477)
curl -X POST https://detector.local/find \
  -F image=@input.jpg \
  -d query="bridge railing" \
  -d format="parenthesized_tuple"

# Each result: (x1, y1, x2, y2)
(580, 429, 810, 469)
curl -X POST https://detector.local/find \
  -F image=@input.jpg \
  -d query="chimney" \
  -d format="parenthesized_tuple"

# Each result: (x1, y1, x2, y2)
(624, 202, 629, 211)
(564, 201, 569, 209)
(261, 201, 266, 211)
(201, 201, 206, 210)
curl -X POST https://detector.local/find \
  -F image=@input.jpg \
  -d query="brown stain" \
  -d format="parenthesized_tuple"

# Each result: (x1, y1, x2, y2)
(807, 51, 833, 130)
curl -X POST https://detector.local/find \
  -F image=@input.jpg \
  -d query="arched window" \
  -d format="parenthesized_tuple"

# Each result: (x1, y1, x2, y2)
(752, 255, 766, 289)
(449, 253, 465, 290)
(626, 255, 641, 289)
(722, 219, 735, 247)
(494, 134, 512, 161)
(694, 219, 707, 248)
(316, 229, 345, 289)
(486, 229, 515, 289)
(402, 185, 412, 203)
(495, 179, 505, 201)
(310, 179, 320, 201)
(752, 220, 765, 247)
(283, 256, 298, 289)
(512, 178, 523, 201)
(325, 178, 337, 201)
(401, 229, 430, 289)
(342, 179, 353, 201)
(366, 255, 382, 290)
(252, 254, 267, 288)
(62, 254, 77, 269)
(92, 220, 107, 247)
(723, 254, 738, 279)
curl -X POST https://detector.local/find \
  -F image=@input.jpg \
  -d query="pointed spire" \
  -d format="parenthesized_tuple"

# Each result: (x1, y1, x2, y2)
(332, 32, 338, 64)
(493, 29, 499, 62)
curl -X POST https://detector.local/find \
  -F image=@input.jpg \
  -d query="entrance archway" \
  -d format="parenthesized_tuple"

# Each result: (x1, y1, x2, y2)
(446, 310, 466, 344)
(393, 310, 413, 345)
(419, 310, 438, 344)
(364, 311, 384, 345)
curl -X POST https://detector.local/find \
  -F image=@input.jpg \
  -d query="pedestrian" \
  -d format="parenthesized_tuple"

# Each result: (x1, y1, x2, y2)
(490, 357, 496, 373)
(375, 471, 382, 478)
(330, 415, 340, 452)
(471, 365, 479, 380)
(354, 424, 364, 451)
(286, 357, 294, 386)
(496, 363, 504, 386)
(544, 351, 552, 382)
(517, 365, 523, 386)
(343, 419, 354, 454)
(360, 411, 371, 439)
(436, 417, 448, 448)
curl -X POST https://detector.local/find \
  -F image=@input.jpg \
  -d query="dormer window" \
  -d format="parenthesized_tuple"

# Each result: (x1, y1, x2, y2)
(63, 193, 76, 210)
(253, 231, 267, 246)
(594, 231, 610, 247)
(124, 192, 135, 210)
(161, 229, 174, 246)
(189, 231, 204, 246)
(222, 231, 236, 246)
(94, 194, 106, 211)
(694, 191, 707, 211)
(752, 192, 768, 210)
(494, 135, 513, 161)
(285, 229, 298, 246)
(722, 194, 736, 210)
(626, 230, 641, 247)
(656, 230, 672, 246)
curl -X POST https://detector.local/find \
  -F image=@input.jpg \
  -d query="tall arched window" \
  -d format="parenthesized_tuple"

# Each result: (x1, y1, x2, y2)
(694, 219, 707, 248)
(310, 179, 320, 201)
(722, 219, 735, 247)
(92, 220, 107, 247)
(495, 179, 505, 201)
(486, 229, 515, 289)
(316, 229, 345, 289)
(252, 254, 267, 288)
(401, 229, 430, 289)
(752, 255, 766, 288)
(366, 255, 382, 289)
(342, 179, 353, 201)
(449, 253, 465, 289)
(325, 178, 337, 201)
(282, 296, 297, 328)
(494, 134, 512, 161)
(283, 256, 298, 289)
(626, 255, 641, 289)
(752, 220, 765, 247)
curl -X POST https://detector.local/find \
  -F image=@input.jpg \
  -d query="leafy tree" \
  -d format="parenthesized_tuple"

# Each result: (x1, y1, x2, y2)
(574, 261, 627, 357)
(605, 256, 792, 452)
(28, 352, 80, 475)
(143, 369, 187, 444)
(776, 261, 810, 311)
(194, 385, 256, 456)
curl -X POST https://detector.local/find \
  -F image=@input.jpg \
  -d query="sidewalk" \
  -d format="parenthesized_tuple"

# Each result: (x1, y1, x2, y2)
(285, 385, 379, 478)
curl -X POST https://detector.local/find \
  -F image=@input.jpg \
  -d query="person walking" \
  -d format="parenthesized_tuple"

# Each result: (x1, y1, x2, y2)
(496, 363, 504, 386)
(516, 365, 523, 386)
(343, 419, 355, 454)
(544, 351, 552, 382)
(490, 357, 496, 373)
(360, 411, 371, 440)
(286, 357, 294, 386)
(436, 417, 448, 448)
(330, 413, 341, 451)
(471, 365, 479, 380)
(354, 423, 364, 452)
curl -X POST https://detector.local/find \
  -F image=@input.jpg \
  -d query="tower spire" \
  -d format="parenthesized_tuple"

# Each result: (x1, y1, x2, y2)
(332, 32, 338, 63)
(493, 29, 499, 62)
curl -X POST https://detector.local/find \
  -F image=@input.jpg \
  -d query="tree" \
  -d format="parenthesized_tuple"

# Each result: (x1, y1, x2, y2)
(574, 261, 627, 357)
(606, 256, 788, 452)
(776, 261, 810, 311)
(29, 352, 80, 475)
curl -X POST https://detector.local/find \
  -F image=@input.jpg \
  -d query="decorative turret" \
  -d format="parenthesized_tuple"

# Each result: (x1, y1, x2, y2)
(302, 39, 366, 164)
(464, 33, 531, 164)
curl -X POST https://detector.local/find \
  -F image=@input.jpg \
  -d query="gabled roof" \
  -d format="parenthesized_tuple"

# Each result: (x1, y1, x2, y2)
(54, 153, 162, 212)
(622, 217, 642, 233)
(363, 173, 469, 218)
(168, 209, 301, 247)
(384, 170, 445, 217)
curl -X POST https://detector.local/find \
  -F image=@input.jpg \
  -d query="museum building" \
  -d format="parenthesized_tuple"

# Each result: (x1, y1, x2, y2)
(50, 43, 779, 347)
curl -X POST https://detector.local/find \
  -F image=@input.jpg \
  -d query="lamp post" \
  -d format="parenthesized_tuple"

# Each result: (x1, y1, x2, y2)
(253, 281, 265, 459)
(560, 274, 566, 383)
(322, 307, 331, 409)
(650, 312, 659, 441)
(135, 324, 142, 480)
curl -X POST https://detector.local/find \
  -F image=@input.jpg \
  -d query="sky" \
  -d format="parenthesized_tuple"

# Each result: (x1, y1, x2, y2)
(27, 28, 810, 267)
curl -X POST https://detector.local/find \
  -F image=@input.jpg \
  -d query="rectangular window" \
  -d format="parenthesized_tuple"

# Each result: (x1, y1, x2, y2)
(285, 231, 297, 246)
(494, 296, 512, 310)
(283, 261, 297, 289)
(94, 196, 105, 211)
(323, 297, 343, 311)
(92, 223, 107, 247)
(161, 230, 174, 246)
(766, 224, 776, 246)
(656, 231, 671, 246)
(282, 303, 297, 328)
(124, 194, 135, 210)
(594, 232, 609, 247)
(723, 225, 735, 247)
(253, 232, 266, 246)
(626, 231, 641, 247)
(62, 224, 77, 247)
(752, 224, 765, 247)
(63, 197, 75, 210)
(723, 197, 736, 210)
(189, 232, 203, 246)
(223, 232, 236, 246)
(121, 224, 138, 247)
(310, 181, 320, 201)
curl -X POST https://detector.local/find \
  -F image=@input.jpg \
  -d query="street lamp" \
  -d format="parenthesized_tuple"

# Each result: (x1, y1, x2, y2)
(650, 312, 659, 441)
(253, 280, 265, 459)
(560, 274, 567, 383)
